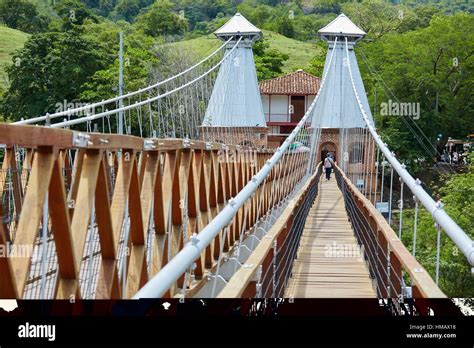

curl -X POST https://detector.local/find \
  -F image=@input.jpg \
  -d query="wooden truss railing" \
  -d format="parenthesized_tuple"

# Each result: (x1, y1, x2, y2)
(0, 124, 309, 299)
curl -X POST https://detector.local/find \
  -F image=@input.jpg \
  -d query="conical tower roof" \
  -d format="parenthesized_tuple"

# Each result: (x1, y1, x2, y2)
(215, 13, 262, 40)
(318, 13, 366, 40)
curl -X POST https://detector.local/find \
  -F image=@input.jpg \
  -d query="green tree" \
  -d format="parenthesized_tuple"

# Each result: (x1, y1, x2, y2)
(79, 0, 118, 17)
(0, 0, 50, 33)
(99, 0, 117, 15)
(275, 16, 295, 38)
(358, 13, 474, 164)
(237, 4, 274, 28)
(342, 0, 417, 39)
(54, 0, 99, 30)
(135, 0, 187, 38)
(258, 0, 280, 6)
(396, 153, 474, 297)
(409, 5, 442, 30)
(80, 23, 161, 103)
(111, 0, 155, 22)
(253, 38, 289, 81)
(0, 29, 112, 119)
(312, 0, 344, 14)
(306, 41, 327, 78)
(170, 0, 234, 30)
(113, 0, 140, 22)
(0, 0, 36, 29)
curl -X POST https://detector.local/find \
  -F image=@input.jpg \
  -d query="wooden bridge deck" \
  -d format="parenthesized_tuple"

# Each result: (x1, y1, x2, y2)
(285, 176, 376, 298)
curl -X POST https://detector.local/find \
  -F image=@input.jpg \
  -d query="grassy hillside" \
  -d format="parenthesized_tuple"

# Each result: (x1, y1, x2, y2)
(168, 30, 321, 76)
(0, 26, 29, 90)
(262, 30, 320, 73)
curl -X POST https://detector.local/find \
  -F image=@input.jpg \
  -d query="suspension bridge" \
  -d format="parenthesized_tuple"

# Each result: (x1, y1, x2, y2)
(0, 13, 472, 314)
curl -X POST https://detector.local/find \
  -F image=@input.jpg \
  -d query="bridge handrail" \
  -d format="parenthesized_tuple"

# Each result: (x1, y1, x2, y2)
(334, 164, 446, 299)
(132, 122, 313, 298)
(217, 163, 322, 298)
(132, 37, 340, 299)
(0, 124, 277, 153)
(13, 37, 233, 126)
(344, 37, 474, 268)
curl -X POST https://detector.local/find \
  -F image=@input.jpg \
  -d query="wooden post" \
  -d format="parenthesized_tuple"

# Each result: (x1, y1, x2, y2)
(10, 147, 56, 297)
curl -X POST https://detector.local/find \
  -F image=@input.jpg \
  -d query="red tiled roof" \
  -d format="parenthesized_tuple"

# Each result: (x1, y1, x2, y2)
(259, 70, 320, 95)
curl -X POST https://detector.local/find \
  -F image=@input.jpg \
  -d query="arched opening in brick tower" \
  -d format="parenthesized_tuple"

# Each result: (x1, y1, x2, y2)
(320, 141, 337, 163)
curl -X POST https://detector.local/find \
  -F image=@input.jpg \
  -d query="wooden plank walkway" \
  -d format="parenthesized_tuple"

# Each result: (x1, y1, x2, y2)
(284, 176, 376, 298)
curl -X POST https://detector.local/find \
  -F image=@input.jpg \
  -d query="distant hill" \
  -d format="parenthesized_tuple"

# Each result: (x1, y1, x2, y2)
(0, 26, 29, 90)
(168, 30, 322, 77)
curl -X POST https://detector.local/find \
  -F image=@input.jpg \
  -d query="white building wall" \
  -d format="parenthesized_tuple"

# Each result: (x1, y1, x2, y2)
(268, 95, 288, 122)
(261, 93, 317, 124)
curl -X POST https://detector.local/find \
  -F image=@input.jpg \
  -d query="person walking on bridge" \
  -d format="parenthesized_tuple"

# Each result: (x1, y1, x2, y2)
(324, 153, 334, 181)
